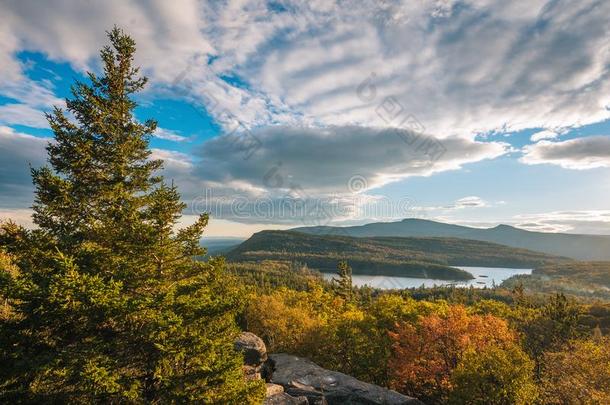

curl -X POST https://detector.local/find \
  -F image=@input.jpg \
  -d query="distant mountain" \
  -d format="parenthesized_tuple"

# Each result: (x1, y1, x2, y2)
(292, 219, 610, 261)
(202, 237, 246, 256)
(226, 230, 569, 280)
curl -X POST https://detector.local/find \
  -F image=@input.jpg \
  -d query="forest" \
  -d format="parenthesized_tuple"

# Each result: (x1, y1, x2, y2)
(230, 259, 610, 404)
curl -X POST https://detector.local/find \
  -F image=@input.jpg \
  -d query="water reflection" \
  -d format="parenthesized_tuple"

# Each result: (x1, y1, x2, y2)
(322, 266, 532, 290)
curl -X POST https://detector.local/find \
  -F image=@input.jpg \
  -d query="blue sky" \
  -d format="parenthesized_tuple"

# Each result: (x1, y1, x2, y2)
(1, 0, 610, 237)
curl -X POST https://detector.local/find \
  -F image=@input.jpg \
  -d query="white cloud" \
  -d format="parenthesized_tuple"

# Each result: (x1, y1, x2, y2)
(215, 0, 610, 136)
(0, 43, 64, 128)
(153, 128, 190, 142)
(530, 129, 559, 142)
(514, 210, 610, 235)
(453, 196, 489, 209)
(521, 136, 610, 169)
(0, 22, 22, 82)
(150, 148, 194, 172)
(0, 0, 214, 78)
(0, 103, 51, 128)
(1, 0, 609, 137)
(0, 0, 225, 127)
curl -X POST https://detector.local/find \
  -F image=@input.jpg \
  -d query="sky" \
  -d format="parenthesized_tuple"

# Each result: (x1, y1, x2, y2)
(1, 0, 610, 237)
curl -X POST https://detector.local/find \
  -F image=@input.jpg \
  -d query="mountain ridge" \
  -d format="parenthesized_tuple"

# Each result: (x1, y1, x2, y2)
(291, 219, 610, 261)
(226, 230, 570, 280)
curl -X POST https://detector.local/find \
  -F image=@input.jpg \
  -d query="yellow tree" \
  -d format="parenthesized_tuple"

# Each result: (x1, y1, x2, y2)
(539, 338, 610, 404)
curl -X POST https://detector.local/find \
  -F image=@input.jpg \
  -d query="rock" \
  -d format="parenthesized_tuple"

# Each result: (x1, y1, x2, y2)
(266, 383, 284, 396)
(243, 365, 262, 381)
(235, 331, 268, 381)
(235, 331, 268, 366)
(264, 361, 313, 404)
(280, 380, 328, 405)
(270, 354, 423, 405)
(264, 392, 309, 405)
(285, 387, 327, 405)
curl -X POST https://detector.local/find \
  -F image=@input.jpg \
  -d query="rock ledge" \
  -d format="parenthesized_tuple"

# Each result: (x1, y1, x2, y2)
(269, 353, 423, 405)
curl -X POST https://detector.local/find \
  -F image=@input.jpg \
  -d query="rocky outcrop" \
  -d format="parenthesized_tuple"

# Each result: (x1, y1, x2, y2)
(234, 332, 302, 404)
(235, 332, 423, 405)
(269, 354, 423, 405)
(235, 332, 267, 380)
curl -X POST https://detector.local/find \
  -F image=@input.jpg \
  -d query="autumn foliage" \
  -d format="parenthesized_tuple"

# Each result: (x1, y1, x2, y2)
(539, 338, 610, 404)
(388, 306, 518, 402)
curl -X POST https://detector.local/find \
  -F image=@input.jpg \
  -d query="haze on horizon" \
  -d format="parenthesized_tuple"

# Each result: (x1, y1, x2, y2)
(1, 0, 610, 238)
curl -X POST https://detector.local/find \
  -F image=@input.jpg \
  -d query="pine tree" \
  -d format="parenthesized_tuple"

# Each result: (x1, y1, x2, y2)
(333, 260, 353, 302)
(511, 282, 530, 307)
(0, 27, 264, 403)
(543, 292, 581, 344)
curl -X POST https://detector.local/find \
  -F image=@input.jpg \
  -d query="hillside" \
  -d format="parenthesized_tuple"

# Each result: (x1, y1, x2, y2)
(292, 218, 610, 261)
(226, 230, 569, 280)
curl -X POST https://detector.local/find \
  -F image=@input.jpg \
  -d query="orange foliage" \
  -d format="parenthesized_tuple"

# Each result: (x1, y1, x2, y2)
(388, 305, 516, 402)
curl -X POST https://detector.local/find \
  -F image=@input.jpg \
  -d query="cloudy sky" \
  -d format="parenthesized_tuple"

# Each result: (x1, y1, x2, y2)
(1, 0, 610, 237)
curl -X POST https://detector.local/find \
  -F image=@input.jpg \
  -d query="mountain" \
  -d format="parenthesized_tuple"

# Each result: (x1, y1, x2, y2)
(202, 237, 246, 256)
(226, 230, 569, 280)
(292, 219, 610, 261)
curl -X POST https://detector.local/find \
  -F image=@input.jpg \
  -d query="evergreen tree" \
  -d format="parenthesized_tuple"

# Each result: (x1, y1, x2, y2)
(543, 292, 581, 343)
(520, 292, 582, 381)
(0, 27, 264, 403)
(333, 260, 353, 302)
(511, 282, 529, 307)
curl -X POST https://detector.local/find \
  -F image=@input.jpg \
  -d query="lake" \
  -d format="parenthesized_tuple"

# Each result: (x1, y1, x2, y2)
(322, 266, 532, 290)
